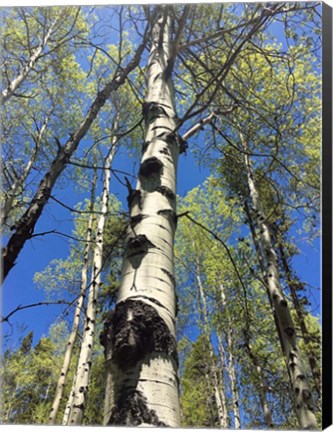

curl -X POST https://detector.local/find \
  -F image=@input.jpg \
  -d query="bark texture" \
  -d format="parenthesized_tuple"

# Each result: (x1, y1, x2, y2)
(102, 7, 182, 427)
(219, 284, 241, 428)
(274, 227, 321, 399)
(1, 36, 147, 282)
(242, 134, 318, 429)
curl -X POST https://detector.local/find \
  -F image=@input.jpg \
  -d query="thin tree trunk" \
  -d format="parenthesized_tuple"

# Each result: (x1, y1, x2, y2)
(64, 132, 117, 425)
(1, 34, 148, 282)
(101, 7, 188, 426)
(1, 9, 65, 104)
(2, 108, 54, 228)
(219, 284, 241, 429)
(196, 272, 228, 428)
(48, 170, 97, 425)
(241, 132, 317, 429)
(274, 230, 321, 399)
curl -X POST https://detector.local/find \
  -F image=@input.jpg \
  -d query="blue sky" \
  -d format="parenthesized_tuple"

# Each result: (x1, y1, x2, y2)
(1, 3, 322, 358)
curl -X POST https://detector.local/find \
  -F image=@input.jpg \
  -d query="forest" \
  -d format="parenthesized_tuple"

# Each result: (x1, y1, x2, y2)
(0, 2, 322, 429)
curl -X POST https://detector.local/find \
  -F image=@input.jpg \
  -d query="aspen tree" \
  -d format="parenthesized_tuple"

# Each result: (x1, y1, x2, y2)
(48, 170, 97, 424)
(196, 269, 228, 428)
(1, 8, 66, 104)
(219, 284, 241, 428)
(2, 35, 148, 282)
(101, 6, 189, 426)
(64, 125, 118, 425)
(241, 131, 318, 429)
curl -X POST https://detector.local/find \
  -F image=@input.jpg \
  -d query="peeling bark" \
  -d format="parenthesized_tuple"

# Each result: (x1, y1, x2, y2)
(103, 7, 182, 426)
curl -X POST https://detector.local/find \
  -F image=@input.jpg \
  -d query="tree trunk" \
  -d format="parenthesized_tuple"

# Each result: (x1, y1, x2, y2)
(219, 284, 241, 428)
(64, 133, 117, 425)
(196, 272, 228, 428)
(1, 9, 65, 104)
(242, 132, 318, 429)
(1, 35, 147, 282)
(2, 108, 53, 228)
(48, 170, 97, 425)
(274, 229, 321, 399)
(244, 338, 274, 428)
(101, 7, 184, 427)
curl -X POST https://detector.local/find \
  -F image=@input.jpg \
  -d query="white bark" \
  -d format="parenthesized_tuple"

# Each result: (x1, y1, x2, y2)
(104, 8, 182, 427)
(196, 272, 228, 428)
(219, 284, 241, 428)
(49, 171, 97, 425)
(2, 33, 147, 282)
(64, 135, 117, 425)
(242, 132, 317, 429)
(1, 9, 65, 104)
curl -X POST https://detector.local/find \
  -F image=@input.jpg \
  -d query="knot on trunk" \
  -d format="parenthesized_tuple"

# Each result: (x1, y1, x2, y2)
(108, 388, 167, 426)
(107, 299, 177, 370)
(139, 157, 163, 177)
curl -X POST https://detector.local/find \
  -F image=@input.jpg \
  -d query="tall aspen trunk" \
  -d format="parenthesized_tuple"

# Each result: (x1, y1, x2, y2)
(48, 170, 97, 425)
(2, 108, 54, 228)
(219, 284, 241, 428)
(64, 133, 117, 425)
(1, 36, 147, 282)
(196, 271, 228, 428)
(1, 9, 65, 104)
(274, 230, 321, 399)
(101, 7, 184, 426)
(241, 133, 318, 429)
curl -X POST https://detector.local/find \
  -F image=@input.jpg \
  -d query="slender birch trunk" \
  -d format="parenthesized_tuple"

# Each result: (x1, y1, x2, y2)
(1, 108, 54, 228)
(274, 230, 321, 399)
(101, 7, 186, 426)
(64, 132, 117, 425)
(48, 170, 97, 425)
(219, 284, 241, 428)
(1, 36, 147, 282)
(196, 271, 228, 428)
(241, 132, 317, 429)
(1, 9, 65, 104)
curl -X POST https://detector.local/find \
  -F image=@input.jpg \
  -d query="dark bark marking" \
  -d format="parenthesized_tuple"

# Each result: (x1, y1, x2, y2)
(126, 235, 156, 269)
(130, 214, 147, 229)
(164, 131, 188, 154)
(108, 388, 167, 426)
(280, 298, 288, 307)
(158, 209, 177, 225)
(161, 268, 176, 286)
(159, 147, 169, 155)
(302, 389, 312, 400)
(284, 327, 295, 337)
(127, 189, 141, 210)
(142, 101, 169, 121)
(129, 294, 167, 310)
(139, 157, 163, 178)
(107, 299, 178, 371)
(156, 185, 176, 201)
